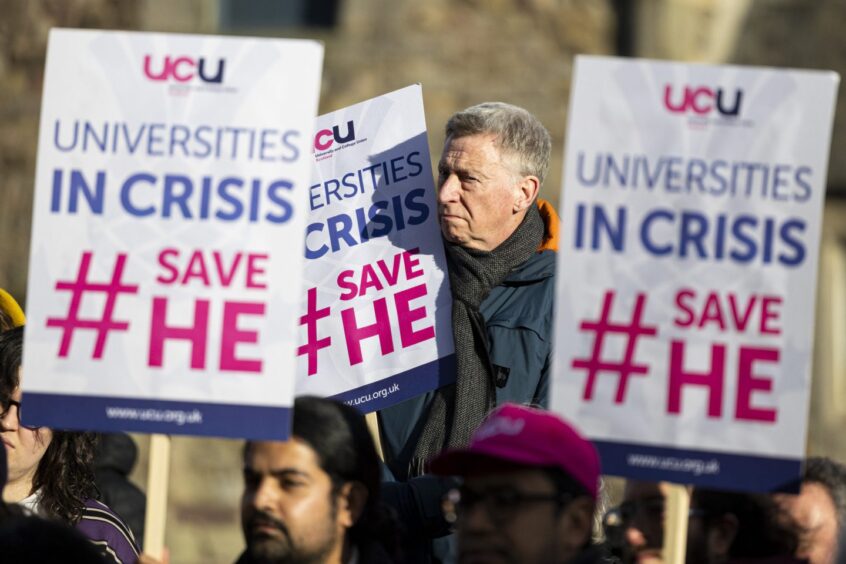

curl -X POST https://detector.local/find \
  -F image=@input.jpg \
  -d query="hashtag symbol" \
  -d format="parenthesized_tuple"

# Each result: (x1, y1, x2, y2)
(572, 291, 657, 403)
(297, 287, 332, 376)
(46, 252, 139, 359)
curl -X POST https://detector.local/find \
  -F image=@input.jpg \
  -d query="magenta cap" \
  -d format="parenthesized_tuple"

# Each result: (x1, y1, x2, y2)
(429, 403, 601, 500)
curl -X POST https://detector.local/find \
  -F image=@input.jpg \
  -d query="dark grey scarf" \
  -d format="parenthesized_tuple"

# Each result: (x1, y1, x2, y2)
(410, 203, 544, 476)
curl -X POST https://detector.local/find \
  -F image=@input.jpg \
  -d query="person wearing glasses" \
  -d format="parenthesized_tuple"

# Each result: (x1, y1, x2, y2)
(0, 326, 139, 563)
(430, 403, 606, 564)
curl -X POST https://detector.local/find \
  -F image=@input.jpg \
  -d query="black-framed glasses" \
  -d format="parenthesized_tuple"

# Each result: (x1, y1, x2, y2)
(443, 486, 572, 526)
(0, 398, 37, 430)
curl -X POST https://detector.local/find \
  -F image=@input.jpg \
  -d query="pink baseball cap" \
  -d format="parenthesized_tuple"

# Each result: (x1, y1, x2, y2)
(429, 403, 601, 500)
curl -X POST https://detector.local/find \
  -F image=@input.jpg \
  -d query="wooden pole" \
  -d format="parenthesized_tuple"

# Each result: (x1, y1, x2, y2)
(143, 434, 172, 557)
(662, 483, 690, 564)
(365, 412, 384, 461)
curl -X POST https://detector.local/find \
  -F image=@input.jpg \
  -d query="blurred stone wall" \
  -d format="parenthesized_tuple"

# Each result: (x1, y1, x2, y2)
(730, 0, 846, 191)
(0, 0, 141, 301)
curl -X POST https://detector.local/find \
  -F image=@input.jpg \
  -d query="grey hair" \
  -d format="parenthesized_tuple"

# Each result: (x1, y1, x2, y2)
(445, 101, 552, 186)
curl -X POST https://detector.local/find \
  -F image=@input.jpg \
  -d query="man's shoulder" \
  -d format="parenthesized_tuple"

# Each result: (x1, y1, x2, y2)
(505, 247, 556, 282)
(485, 248, 556, 324)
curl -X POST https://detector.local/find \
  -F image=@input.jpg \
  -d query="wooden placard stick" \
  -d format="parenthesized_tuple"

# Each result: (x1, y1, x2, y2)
(143, 433, 172, 558)
(662, 483, 690, 563)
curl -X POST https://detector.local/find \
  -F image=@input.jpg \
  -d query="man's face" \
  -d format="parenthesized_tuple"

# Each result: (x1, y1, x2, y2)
(241, 439, 346, 564)
(2, 385, 53, 501)
(455, 468, 592, 564)
(618, 481, 670, 564)
(776, 482, 839, 564)
(437, 133, 530, 251)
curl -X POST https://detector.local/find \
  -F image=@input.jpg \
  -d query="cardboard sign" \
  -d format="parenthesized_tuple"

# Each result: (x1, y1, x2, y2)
(296, 85, 455, 412)
(22, 29, 323, 440)
(552, 55, 838, 492)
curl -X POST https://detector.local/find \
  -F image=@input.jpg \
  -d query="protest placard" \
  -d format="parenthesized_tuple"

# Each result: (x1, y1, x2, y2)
(21, 28, 323, 441)
(296, 85, 454, 412)
(552, 55, 839, 492)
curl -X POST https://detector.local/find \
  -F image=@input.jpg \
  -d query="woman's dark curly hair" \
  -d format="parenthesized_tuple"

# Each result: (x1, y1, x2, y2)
(0, 326, 98, 525)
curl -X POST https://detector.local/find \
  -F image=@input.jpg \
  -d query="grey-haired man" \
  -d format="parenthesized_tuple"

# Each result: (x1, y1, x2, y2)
(378, 102, 561, 564)
(380, 102, 560, 480)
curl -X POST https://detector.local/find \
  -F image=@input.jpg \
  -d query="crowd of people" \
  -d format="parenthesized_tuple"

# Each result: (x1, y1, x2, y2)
(1, 102, 845, 564)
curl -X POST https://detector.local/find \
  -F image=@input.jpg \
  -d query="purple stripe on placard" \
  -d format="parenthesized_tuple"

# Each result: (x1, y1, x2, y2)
(22, 392, 292, 440)
(594, 439, 802, 493)
(330, 354, 456, 413)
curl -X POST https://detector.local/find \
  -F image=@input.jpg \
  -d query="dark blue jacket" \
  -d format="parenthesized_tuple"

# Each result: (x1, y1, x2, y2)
(379, 201, 559, 480)
(378, 201, 560, 564)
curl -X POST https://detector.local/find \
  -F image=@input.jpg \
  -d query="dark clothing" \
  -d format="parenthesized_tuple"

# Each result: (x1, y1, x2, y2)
(75, 498, 140, 564)
(379, 238, 557, 480)
(234, 541, 397, 564)
(0, 515, 108, 563)
(379, 201, 560, 564)
(570, 543, 617, 564)
(93, 433, 146, 546)
(727, 558, 809, 564)
(411, 203, 546, 472)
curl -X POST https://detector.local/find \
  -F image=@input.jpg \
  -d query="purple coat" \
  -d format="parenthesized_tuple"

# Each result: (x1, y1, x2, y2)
(75, 498, 140, 564)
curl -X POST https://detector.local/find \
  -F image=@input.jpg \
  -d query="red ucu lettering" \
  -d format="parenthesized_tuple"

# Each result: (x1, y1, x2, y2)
(314, 121, 356, 151)
(143, 55, 225, 84)
(663, 84, 743, 117)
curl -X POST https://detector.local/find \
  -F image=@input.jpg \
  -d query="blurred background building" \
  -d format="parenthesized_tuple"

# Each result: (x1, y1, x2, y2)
(0, 0, 844, 561)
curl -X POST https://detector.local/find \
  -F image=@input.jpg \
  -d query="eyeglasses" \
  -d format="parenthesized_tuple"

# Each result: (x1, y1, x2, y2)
(443, 486, 572, 526)
(0, 398, 37, 430)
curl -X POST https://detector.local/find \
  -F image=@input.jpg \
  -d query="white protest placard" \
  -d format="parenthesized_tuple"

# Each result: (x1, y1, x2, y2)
(552, 55, 838, 492)
(22, 29, 323, 440)
(295, 85, 454, 412)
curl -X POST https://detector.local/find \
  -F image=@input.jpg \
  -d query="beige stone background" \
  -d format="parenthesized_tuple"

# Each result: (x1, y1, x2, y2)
(1, 0, 845, 561)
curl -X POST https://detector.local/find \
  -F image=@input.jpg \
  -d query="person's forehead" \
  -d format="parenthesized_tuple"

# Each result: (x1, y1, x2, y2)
(246, 438, 324, 475)
(794, 482, 837, 522)
(441, 133, 505, 164)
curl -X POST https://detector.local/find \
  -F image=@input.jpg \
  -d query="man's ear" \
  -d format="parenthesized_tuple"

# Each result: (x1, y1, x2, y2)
(707, 513, 739, 562)
(337, 481, 369, 529)
(513, 174, 540, 213)
(557, 497, 595, 553)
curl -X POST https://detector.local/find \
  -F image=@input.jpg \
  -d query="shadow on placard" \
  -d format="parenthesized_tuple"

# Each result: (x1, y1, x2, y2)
(361, 132, 454, 367)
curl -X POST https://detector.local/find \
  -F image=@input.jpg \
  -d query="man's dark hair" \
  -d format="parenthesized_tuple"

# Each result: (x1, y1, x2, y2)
(692, 488, 801, 559)
(804, 456, 846, 527)
(247, 396, 400, 559)
(0, 326, 99, 525)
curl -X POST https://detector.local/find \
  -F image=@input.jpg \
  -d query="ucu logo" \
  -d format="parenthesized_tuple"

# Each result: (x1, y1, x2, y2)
(314, 121, 356, 151)
(663, 84, 743, 117)
(475, 416, 526, 441)
(143, 55, 225, 84)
